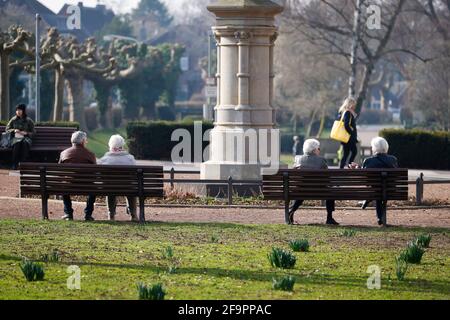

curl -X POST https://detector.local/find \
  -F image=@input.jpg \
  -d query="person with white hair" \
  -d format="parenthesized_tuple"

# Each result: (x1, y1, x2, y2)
(98, 134, 138, 221)
(290, 139, 339, 225)
(59, 131, 97, 221)
(361, 137, 399, 225)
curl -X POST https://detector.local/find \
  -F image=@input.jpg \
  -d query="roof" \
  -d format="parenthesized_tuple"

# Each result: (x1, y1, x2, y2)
(58, 3, 115, 40)
(0, 0, 56, 15)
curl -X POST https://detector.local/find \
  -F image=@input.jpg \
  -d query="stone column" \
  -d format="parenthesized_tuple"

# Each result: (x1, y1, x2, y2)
(201, 0, 284, 181)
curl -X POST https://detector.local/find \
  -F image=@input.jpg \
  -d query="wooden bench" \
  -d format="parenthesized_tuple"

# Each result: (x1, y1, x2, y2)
(0, 126, 77, 162)
(19, 163, 164, 223)
(262, 169, 409, 225)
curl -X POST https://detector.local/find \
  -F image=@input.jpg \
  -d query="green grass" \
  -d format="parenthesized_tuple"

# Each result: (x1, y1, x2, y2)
(87, 128, 127, 158)
(0, 219, 448, 299)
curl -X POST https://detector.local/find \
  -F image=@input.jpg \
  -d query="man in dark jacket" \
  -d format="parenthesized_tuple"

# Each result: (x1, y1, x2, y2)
(289, 139, 339, 225)
(59, 131, 97, 221)
(362, 137, 398, 225)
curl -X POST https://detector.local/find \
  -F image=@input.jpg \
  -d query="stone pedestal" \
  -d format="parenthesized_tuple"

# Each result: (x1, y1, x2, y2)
(201, 0, 284, 182)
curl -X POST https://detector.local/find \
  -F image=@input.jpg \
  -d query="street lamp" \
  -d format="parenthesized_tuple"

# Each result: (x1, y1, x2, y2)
(35, 14, 41, 123)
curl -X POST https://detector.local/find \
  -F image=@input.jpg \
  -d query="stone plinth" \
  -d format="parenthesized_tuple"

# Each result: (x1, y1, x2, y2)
(201, 0, 284, 181)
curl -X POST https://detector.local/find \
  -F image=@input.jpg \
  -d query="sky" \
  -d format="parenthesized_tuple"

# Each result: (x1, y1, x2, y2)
(37, 0, 195, 15)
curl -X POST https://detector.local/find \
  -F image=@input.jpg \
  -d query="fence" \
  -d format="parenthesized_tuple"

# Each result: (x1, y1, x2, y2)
(164, 168, 450, 206)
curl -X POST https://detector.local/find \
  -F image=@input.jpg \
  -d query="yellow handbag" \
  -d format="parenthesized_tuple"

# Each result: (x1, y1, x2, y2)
(330, 111, 350, 143)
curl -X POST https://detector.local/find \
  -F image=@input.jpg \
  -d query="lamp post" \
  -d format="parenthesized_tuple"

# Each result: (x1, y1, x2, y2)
(35, 14, 41, 123)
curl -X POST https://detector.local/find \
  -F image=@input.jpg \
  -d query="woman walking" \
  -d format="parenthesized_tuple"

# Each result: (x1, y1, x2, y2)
(338, 97, 358, 169)
(5, 104, 36, 170)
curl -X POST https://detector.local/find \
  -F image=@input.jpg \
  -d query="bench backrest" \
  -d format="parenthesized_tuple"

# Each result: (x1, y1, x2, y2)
(19, 163, 164, 198)
(0, 126, 76, 151)
(263, 169, 408, 201)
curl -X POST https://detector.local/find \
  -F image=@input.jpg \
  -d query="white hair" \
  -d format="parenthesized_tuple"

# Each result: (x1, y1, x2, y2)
(108, 134, 126, 151)
(371, 137, 389, 154)
(303, 139, 320, 155)
(71, 131, 87, 145)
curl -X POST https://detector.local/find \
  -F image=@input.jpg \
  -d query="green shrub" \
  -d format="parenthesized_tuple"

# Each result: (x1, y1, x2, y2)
(340, 229, 356, 237)
(268, 248, 296, 269)
(20, 260, 45, 281)
(380, 129, 450, 170)
(41, 249, 60, 263)
(289, 239, 310, 252)
(399, 242, 425, 264)
(272, 275, 296, 291)
(162, 246, 174, 259)
(210, 235, 219, 243)
(137, 283, 166, 300)
(0, 121, 79, 129)
(414, 234, 432, 248)
(126, 120, 213, 160)
(395, 257, 408, 281)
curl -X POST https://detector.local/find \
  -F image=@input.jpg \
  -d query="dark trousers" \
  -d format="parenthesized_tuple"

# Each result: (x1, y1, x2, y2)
(289, 199, 335, 220)
(12, 141, 30, 166)
(376, 200, 387, 222)
(340, 141, 357, 168)
(63, 195, 96, 218)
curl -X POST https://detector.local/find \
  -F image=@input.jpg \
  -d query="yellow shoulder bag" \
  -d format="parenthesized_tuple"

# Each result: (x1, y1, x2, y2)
(330, 111, 351, 143)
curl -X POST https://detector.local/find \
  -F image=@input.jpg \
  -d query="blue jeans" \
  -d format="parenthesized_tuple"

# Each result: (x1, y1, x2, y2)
(63, 195, 96, 218)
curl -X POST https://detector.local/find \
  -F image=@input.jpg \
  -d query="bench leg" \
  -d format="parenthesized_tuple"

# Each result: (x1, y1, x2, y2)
(285, 200, 291, 225)
(139, 197, 145, 223)
(42, 194, 49, 220)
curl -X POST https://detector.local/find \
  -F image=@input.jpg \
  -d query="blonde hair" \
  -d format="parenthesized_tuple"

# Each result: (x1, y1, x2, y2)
(339, 97, 357, 114)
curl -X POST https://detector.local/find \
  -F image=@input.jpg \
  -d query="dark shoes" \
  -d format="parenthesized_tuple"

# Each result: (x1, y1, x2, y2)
(326, 218, 340, 225)
(85, 216, 95, 222)
(61, 214, 73, 221)
(361, 200, 371, 210)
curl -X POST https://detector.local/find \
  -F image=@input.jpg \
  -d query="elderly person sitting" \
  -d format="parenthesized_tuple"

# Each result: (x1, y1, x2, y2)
(289, 139, 339, 225)
(59, 131, 97, 221)
(361, 137, 398, 225)
(98, 135, 138, 221)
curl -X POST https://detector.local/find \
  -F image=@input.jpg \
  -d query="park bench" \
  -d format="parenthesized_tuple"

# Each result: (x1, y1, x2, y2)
(19, 163, 164, 223)
(0, 126, 77, 163)
(262, 169, 409, 226)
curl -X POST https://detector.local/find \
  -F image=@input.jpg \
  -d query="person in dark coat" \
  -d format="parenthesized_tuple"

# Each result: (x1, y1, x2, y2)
(362, 137, 398, 225)
(338, 97, 358, 169)
(59, 131, 97, 221)
(292, 136, 302, 157)
(5, 104, 36, 170)
(289, 139, 339, 225)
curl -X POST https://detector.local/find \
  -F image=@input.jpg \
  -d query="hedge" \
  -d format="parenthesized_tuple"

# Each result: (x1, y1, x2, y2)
(0, 121, 79, 129)
(380, 129, 450, 170)
(127, 120, 214, 160)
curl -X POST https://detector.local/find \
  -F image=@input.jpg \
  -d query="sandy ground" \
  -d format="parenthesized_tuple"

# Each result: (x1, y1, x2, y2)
(0, 169, 449, 228)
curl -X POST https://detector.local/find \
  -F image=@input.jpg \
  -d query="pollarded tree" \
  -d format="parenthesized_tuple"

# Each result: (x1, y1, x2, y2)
(0, 25, 31, 120)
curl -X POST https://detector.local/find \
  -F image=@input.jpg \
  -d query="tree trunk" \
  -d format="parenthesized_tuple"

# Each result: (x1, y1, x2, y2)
(142, 101, 156, 120)
(306, 108, 318, 138)
(66, 74, 86, 130)
(349, 0, 364, 97)
(356, 63, 375, 113)
(93, 81, 113, 129)
(0, 53, 10, 121)
(53, 67, 64, 121)
(316, 108, 326, 138)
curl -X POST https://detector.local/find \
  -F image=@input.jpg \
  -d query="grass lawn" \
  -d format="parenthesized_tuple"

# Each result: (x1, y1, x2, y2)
(86, 128, 127, 158)
(0, 219, 448, 300)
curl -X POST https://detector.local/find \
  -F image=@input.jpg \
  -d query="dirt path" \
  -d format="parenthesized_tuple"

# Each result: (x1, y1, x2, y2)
(0, 197, 448, 228)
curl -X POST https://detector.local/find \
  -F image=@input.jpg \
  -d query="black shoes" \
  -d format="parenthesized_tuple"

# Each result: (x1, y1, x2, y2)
(85, 216, 95, 221)
(61, 214, 73, 221)
(361, 200, 371, 210)
(326, 218, 340, 225)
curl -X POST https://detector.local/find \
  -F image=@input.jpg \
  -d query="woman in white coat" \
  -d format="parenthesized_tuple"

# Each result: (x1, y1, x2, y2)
(99, 135, 138, 221)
